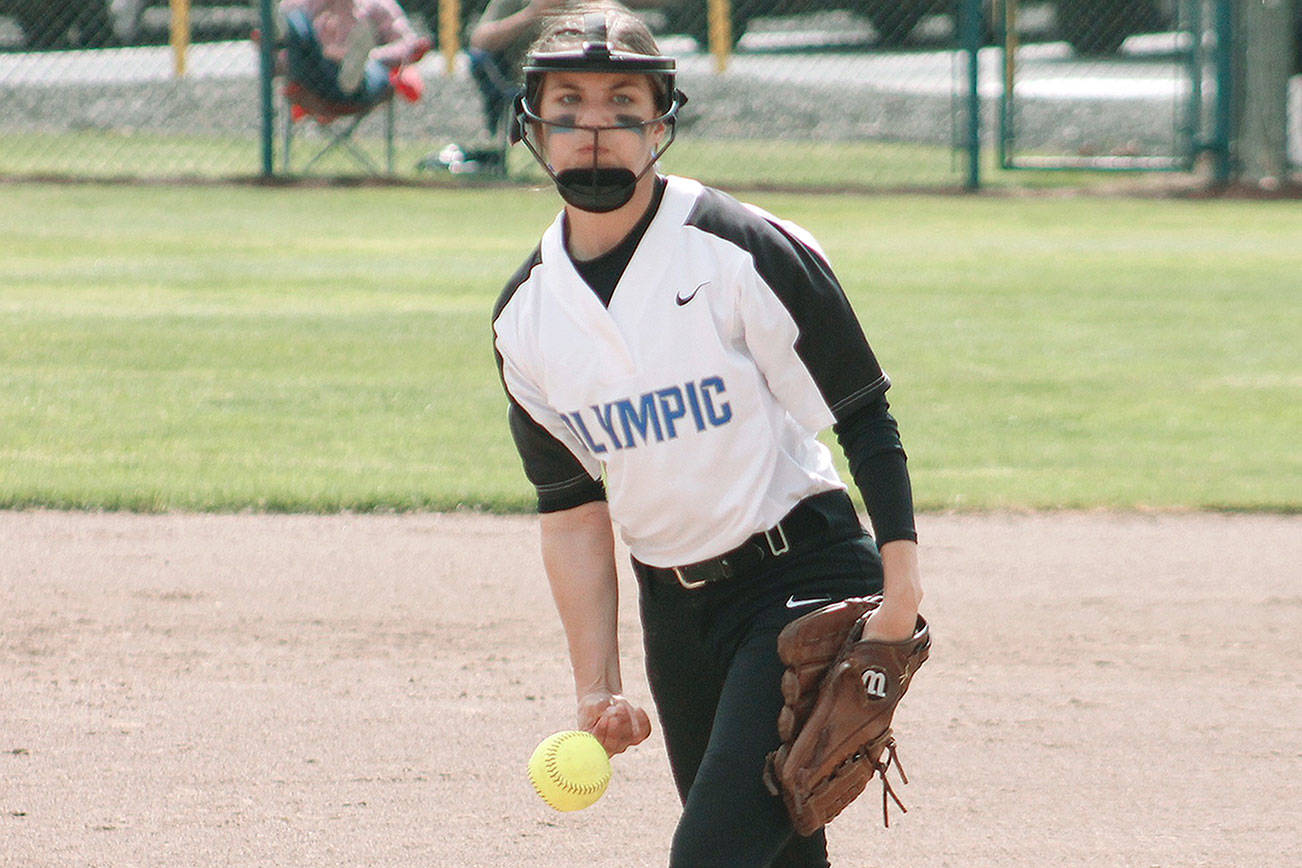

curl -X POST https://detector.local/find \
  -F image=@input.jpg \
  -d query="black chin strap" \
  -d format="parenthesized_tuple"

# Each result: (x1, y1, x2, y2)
(512, 85, 686, 212)
(555, 166, 640, 213)
(520, 115, 679, 213)
(552, 124, 646, 213)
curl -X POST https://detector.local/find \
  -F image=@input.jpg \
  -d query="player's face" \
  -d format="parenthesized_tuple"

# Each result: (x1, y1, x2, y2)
(535, 71, 666, 173)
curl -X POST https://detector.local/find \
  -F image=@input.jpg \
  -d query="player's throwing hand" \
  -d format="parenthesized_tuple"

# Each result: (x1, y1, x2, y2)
(579, 691, 651, 756)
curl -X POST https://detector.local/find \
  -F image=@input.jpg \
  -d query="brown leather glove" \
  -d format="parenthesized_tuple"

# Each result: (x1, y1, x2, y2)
(764, 596, 930, 835)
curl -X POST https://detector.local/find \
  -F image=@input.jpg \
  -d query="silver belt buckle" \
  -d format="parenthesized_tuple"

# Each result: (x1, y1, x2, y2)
(763, 522, 790, 557)
(672, 566, 710, 590)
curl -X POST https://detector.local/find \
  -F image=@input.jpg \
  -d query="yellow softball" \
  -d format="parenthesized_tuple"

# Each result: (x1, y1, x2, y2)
(527, 730, 611, 812)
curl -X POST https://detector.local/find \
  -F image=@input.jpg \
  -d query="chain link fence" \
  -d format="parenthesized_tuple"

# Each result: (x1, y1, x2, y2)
(999, 0, 1207, 171)
(0, 1, 265, 178)
(0, 0, 1295, 187)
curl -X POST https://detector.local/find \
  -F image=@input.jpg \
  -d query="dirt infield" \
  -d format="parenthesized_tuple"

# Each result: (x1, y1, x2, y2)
(2, 510, 1298, 867)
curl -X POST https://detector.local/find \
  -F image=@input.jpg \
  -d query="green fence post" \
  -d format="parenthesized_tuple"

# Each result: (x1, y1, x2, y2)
(1211, 0, 1235, 186)
(997, 0, 1011, 169)
(1184, 0, 1203, 166)
(259, 0, 276, 179)
(962, 0, 982, 190)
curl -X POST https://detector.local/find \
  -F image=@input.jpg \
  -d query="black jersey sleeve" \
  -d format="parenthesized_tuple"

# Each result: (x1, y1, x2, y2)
(508, 402, 607, 513)
(493, 245, 606, 514)
(686, 188, 890, 423)
(755, 219, 890, 420)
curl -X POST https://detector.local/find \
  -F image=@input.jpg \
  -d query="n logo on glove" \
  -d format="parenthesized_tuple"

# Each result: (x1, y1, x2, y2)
(861, 667, 889, 700)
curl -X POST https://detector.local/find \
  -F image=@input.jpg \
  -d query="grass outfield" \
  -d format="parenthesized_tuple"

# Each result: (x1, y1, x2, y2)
(1, 182, 1297, 513)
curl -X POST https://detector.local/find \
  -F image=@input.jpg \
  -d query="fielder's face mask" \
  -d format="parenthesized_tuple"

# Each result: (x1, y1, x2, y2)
(511, 12, 688, 213)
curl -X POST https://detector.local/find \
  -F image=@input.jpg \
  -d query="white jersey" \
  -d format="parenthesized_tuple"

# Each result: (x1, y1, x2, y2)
(493, 176, 890, 568)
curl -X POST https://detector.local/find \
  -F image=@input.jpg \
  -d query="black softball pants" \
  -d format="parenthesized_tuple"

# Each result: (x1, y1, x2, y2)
(634, 490, 885, 868)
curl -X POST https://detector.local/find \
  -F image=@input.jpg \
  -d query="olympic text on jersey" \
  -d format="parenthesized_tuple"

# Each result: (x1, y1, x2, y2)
(559, 376, 732, 455)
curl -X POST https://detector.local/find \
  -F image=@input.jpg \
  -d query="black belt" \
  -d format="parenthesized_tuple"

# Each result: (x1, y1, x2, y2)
(638, 492, 837, 589)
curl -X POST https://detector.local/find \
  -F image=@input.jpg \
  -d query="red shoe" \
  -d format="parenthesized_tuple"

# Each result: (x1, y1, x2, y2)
(390, 65, 424, 102)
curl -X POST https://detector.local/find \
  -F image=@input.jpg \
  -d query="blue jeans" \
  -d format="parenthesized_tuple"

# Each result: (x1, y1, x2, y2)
(284, 9, 390, 106)
(467, 48, 518, 136)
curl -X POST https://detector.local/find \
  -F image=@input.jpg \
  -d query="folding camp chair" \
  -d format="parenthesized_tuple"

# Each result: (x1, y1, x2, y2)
(281, 80, 397, 175)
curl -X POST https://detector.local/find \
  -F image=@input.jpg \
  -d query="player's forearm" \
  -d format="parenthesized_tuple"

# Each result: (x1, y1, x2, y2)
(368, 37, 419, 65)
(866, 539, 923, 641)
(469, 8, 538, 52)
(833, 397, 917, 546)
(539, 501, 623, 698)
(368, 13, 423, 66)
(880, 539, 922, 605)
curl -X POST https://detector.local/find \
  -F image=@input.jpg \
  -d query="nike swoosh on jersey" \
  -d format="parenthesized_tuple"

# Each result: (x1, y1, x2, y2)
(785, 595, 832, 609)
(675, 281, 709, 306)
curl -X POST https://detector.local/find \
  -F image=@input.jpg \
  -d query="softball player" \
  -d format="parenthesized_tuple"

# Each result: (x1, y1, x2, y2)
(492, 5, 923, 864)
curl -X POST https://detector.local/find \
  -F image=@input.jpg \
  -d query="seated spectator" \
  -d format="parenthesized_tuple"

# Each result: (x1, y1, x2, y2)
(428, 0, 662, 173)
(465, 0, 566, 138)
(279, 0, 432, 108)
(420, 0, 564, 174)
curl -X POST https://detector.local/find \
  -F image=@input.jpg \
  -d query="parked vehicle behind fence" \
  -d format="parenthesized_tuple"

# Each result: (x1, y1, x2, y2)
(3, 0, 1296, 68)
(0, 0, 253, 49)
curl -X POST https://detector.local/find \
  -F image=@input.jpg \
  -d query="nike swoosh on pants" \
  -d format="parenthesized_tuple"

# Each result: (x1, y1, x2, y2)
(785, 596, 831, 609)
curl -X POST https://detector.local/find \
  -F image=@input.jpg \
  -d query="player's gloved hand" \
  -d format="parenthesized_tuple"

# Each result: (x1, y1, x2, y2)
(864, 539, 923, 642)
(578, 691, 651, 757)
(860, 596, 919, 642)
(764, 597, 930, 833)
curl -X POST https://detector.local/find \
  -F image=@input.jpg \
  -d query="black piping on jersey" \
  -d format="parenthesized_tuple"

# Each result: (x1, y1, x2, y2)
(532, 468, 598, 495)
(493, 245, 608, 512)
(684, 186, 890, 422)
(491, 243, 544, 328)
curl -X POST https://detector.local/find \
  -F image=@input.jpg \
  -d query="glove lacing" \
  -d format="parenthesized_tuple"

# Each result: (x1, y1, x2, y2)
(876, 738, 908, 827)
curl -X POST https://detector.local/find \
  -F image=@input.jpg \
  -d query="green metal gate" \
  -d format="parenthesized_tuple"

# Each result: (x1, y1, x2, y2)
(996, 0, 1232, 175)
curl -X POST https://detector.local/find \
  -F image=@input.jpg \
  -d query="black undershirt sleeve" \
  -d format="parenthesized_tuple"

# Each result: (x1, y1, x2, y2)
(832, 394, 917, 545)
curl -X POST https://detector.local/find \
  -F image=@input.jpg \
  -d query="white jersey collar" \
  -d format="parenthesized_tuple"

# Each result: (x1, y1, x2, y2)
(537, 174, 703, 314)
